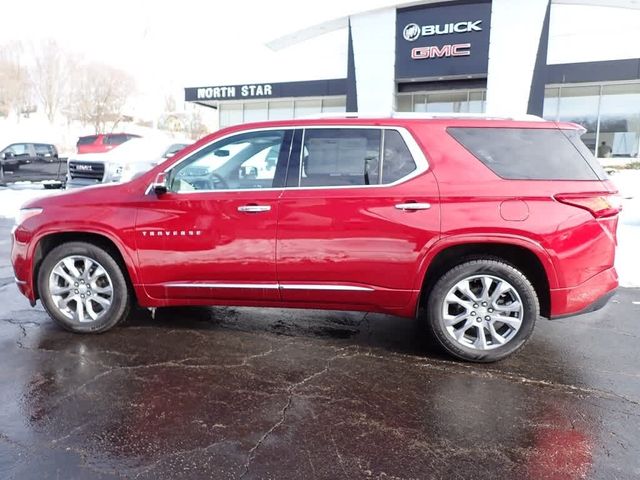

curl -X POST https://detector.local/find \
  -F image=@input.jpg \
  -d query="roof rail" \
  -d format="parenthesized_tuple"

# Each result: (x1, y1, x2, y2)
(300, 112, 545, 121)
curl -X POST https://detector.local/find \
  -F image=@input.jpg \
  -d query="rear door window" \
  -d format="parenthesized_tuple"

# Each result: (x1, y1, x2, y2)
(104, 134, 129, 145)
(34, 144, 54, 156)
(448, 127, 607, 181)
(382, 130, 417, 184)
(297, 129, 381, 187)
(77, 135, 98, 145)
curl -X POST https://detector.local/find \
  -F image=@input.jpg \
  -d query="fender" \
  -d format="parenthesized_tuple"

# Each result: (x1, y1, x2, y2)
(28, 223, 141, 296)
(412, 233, 560, 292)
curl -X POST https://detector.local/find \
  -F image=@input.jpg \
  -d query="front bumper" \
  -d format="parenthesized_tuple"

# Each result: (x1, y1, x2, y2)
(550, 267, 618, 319)
(11, 227, 36, 303)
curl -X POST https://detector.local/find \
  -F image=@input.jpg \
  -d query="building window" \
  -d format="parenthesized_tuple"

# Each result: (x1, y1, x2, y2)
(243, 102, 268, 123)
(599, 84, 640, 159)
(468, 91, 486, 113)
(321, 97, 347, 113)
(544, 82, 640, 160)
(556, 86, 600, 155)
(268, 100, 294, 121)
(396, 90, 486, 114)
(219, 104, 243, 128)
(218, 97, 346, 128)
(294, 99, 322, 118)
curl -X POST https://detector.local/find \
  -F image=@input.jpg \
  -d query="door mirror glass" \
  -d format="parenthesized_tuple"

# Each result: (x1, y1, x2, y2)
(152, 172, 168, 195)
(2, 152, 14, 160)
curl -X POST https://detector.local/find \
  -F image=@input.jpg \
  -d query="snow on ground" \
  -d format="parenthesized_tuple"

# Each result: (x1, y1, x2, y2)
(1, 171, 639, 286)
(610, 170, 640, 288)
(0, 185, 60, 220)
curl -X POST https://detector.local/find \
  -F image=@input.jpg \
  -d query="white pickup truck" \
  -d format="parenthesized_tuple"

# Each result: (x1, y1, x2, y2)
(67, 137, 190, 188)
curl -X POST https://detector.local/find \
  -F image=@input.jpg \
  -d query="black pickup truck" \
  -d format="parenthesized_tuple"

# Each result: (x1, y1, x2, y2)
(0, 142, 65, 187)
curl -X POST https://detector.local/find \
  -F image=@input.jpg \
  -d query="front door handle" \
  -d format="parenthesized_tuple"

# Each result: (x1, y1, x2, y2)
(395, 202, 431, 211)
(238, 205, 271, 213)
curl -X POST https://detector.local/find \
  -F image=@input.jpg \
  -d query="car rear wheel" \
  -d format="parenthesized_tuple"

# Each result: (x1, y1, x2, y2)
(426, 259, 538, 362)
(37, 242, 130, 333)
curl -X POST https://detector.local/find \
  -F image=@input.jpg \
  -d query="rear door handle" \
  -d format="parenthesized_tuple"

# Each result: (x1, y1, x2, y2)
(395, 202, 431, 211)
(238, 205, 271, 213)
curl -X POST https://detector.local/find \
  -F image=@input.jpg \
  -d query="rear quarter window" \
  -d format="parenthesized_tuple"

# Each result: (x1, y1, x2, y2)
(77, 135, 98, 145)
(104, 134, 129, 145)
(448, 127, 607, 181)
(34, 144, 54, 155)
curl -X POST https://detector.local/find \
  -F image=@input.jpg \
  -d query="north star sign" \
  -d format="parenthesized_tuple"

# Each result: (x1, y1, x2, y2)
(196, 84, 273, 100)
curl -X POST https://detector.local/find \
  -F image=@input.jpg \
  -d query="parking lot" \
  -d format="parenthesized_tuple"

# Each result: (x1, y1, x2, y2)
(0, 216, 639, 479)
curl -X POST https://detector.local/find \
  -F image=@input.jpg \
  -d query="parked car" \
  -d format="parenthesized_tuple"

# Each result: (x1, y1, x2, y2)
(11, 115, 620, 362)
(67, 137, 190, 188)
(1, 142, 65, 187)
(76, 133, 141, 154)
(1, 142, 60, 169)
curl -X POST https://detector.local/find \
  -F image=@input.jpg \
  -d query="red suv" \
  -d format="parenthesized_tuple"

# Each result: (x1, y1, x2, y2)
(76, 133, 141, 154)
(11, 116, 620, 362)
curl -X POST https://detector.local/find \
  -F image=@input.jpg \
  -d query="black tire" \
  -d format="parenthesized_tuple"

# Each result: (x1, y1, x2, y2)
(37, 242, 131, 333)
(425, 259, 538, 362)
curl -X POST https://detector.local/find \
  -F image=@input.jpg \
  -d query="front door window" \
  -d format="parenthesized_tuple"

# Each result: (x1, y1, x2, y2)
(169, 130, 286, 192)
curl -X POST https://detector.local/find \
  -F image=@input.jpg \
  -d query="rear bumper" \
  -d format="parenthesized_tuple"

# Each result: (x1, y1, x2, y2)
(550, 267, 618, 319)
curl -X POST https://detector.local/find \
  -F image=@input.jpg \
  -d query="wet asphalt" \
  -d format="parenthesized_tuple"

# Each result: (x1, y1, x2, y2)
(0, 217, 639, 479)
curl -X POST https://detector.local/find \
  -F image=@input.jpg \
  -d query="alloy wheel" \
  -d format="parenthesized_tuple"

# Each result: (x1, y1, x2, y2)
(441, 274, 524, 350)
(48, 255, 114, 323)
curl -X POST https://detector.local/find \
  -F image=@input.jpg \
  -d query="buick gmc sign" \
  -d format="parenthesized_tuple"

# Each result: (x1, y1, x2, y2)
(396, 2, 491, 80)
(403, 20, 483, 41)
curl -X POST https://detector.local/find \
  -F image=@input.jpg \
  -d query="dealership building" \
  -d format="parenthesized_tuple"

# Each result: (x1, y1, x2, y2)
(185, 0, 640, 160)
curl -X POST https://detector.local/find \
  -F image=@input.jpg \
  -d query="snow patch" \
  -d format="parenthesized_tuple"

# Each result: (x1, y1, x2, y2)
(0, 187, 59, 220)
(610, 170, 640, 288)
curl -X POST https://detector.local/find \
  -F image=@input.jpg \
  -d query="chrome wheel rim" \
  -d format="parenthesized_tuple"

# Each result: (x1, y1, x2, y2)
(442, 275, 524, 351)
(48, 255, 113, 323)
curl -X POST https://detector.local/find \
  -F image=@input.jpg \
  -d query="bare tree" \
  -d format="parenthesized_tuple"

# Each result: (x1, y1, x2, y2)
(67, 63, 135, 133)
(0, 42, 31, 119)
(31, 39, 71, 123)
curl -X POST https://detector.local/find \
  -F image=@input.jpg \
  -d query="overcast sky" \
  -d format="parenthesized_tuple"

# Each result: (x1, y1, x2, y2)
(0, 0, 404, 114)
(3, 1, 639, 118)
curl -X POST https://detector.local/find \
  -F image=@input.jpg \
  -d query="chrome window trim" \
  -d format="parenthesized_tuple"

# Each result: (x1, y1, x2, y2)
(279, 284, 374, 292)
(146, 124, 430, 195)
(164, 282, 374, 292)
(166, 283, 280, 289)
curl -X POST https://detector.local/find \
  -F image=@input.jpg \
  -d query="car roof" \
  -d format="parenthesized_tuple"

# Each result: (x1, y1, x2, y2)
(205, 115, 580, 140)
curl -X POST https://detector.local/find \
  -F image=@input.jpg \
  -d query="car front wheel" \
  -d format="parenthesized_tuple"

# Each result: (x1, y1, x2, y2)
(37, 242, 131, 333)
(426, 259, 539, 362)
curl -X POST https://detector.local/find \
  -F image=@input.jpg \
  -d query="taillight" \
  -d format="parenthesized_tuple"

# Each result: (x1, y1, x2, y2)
(555, 193, 622, 218)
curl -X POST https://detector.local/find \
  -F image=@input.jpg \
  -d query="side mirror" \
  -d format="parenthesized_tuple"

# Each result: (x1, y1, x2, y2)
(2, 152, 14, 160)
(152, 172, 168, 195)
